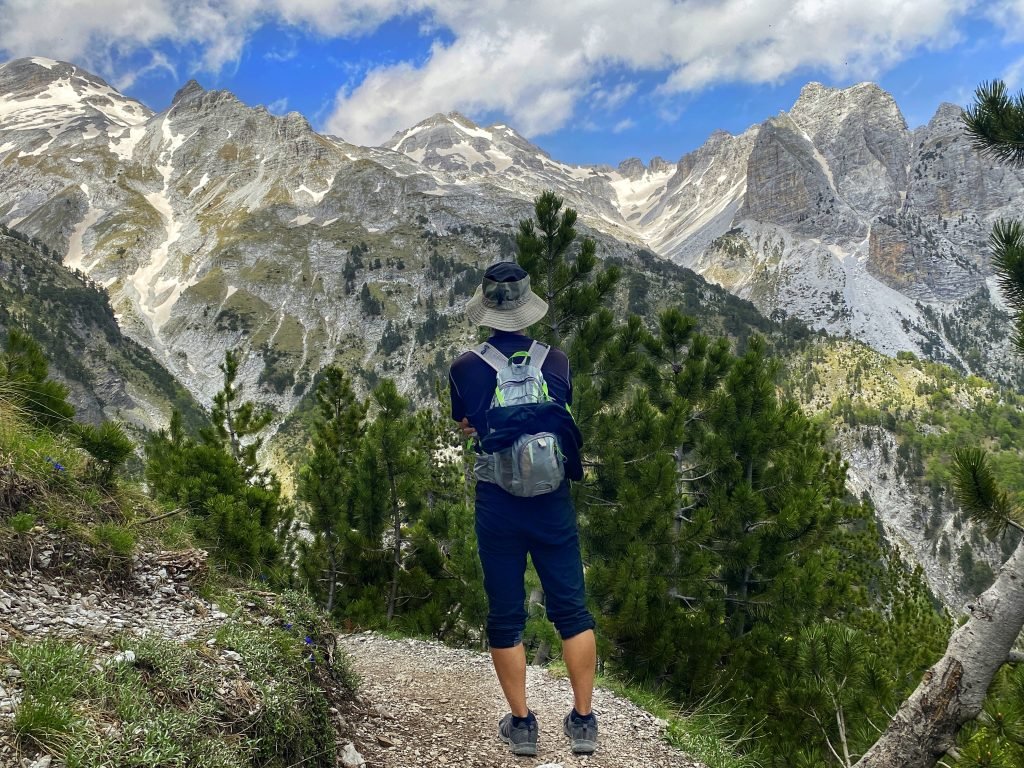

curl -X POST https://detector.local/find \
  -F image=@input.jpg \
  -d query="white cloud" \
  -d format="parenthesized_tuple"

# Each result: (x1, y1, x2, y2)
(0, 0, 979, 144)
(265, 47, 298, 63)
(590, 82, 638, 112)
(1004, 57, 1024, 89)
(612, 118, 635, 134)
(0, 0, 406, 73)
(988, 0, 1024, 39)
(267, 96, 289, 114)
(114, 50, 178, 90)
(326, 0, 975, 144)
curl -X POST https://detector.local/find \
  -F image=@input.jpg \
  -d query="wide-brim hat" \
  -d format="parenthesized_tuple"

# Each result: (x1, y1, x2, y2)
(465, 261, 548, 331)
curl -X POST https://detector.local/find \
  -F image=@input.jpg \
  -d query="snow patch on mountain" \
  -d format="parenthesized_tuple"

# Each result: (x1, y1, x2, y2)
(297, 178, 333, 203)
(188, 173, 211, 198)
(0, 70, 148, 133)
(609, 168, 675, 220)
(129, 116, 189, 336)
(65, 188, 105, 273)
(108, 125, 147, 161)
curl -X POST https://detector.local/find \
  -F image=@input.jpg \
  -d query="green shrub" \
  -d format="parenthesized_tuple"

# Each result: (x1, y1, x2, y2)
(73, 421, 135, 487)
(91, 523, 135, 557)
(9, 621, 350, 768)
(10, 511, 35, 534)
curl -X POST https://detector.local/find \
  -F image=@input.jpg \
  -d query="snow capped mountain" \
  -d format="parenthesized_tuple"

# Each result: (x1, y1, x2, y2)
(1, 56, 1022, 415)
(0, 57, 151, 155)
(379, 83, 1022, 386)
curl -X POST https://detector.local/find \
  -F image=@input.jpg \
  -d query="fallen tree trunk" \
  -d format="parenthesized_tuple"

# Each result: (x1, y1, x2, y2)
(855, 540, 1024, 768)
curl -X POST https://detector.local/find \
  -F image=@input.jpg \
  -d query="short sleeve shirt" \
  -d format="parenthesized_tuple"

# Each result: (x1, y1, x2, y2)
(449, 330, 572, 438)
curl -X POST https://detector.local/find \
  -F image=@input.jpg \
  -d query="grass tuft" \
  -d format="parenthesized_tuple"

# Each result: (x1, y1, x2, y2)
(8, 619, 350, 768)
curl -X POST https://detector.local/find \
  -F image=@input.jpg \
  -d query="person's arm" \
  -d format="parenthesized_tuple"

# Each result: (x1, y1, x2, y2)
(449, 366, 477, 438)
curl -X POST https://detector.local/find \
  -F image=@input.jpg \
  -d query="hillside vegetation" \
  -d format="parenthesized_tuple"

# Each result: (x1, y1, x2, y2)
(0, 334, 357, 768)
(0, 224, 204, 431)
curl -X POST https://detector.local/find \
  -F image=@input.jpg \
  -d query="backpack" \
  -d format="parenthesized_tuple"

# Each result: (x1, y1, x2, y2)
(472, 340, 565, 497)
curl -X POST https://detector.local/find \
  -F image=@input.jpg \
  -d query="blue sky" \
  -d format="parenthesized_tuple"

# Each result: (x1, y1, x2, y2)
(2, 1, 1024, 166)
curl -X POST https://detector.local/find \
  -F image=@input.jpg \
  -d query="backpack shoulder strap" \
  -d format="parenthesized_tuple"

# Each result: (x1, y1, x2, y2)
(471, 342, 508, 373)
(527, 341, 551, 370)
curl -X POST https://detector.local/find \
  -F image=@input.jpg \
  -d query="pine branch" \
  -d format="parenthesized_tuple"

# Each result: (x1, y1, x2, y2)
(990, 219, 1024, 320)
(951, 447, 1020, 535)
(962, 80, 1024, 168)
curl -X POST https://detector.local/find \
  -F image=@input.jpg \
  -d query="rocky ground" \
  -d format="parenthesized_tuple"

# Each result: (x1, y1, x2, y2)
(0, 539, 705, 768)
(341, 633, 706, 768)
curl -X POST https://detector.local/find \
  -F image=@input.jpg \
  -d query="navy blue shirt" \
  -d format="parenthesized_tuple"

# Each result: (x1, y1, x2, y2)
(449, 330, 572, 438)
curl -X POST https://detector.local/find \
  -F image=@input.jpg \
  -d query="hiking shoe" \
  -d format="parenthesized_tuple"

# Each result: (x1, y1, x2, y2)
(563, 710, 598, 754)
(498, 712, 539, 756)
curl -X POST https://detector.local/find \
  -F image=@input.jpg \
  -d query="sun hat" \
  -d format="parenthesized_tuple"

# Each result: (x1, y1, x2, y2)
(465, 261, 548, 331)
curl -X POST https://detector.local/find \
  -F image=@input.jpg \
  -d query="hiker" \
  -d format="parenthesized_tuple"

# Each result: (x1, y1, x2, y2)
(449, 261, 598, 756)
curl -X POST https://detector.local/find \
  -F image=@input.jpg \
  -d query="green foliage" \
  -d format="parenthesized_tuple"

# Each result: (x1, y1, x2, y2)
(377, 319, 404, 355)
(208, 350, 274, 482)
(359, 282, 382, 316)
(10, 511, 36, 534)
(516, 190, 620, 346)
(91, 522, 136, 557)
(296, 367, 367, 613)
(72, 421, 135, 487)
(295, 369, 485, 639)
(962, 80, 1024, 168)
(954, 660, 1024, 767)
(1, 327, 75, 428)
(145, 353, 289, 579)
(9, 621, 348, 768)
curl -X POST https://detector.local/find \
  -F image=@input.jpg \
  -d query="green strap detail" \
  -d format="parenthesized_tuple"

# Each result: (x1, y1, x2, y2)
(510, 350, 531, 364)
(494, 386, 505, 406)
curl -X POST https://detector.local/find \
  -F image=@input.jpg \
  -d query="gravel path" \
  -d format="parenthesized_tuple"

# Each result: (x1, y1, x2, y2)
(341, 633, 706, 768)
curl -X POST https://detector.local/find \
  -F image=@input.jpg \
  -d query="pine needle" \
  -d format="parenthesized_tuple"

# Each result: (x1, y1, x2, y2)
(962, 80, 1024, 168)
(951, 447, 1019, 536)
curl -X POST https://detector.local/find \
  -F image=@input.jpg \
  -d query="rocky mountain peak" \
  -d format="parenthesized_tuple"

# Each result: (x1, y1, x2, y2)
(1, 56, 76, 86)
(171, 79, 205, 106)
(617, 157, 647, 179)
(0, 56, 151, 141)
(927, 101, 967, 128)
(790, 80, 906, 133)
(649, 156, 672, 173)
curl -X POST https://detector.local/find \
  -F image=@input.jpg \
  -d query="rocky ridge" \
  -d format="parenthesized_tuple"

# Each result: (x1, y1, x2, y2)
(1, 58, 1020, 407)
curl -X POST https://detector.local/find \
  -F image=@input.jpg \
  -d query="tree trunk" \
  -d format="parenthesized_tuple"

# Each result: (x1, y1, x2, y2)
(386, 468, 401, 623)
(326, 545, 337, 614)
(855, 538, 1024, 768)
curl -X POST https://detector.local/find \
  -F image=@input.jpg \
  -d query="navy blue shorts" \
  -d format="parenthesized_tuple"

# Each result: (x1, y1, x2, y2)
(475, 481, 595, 649)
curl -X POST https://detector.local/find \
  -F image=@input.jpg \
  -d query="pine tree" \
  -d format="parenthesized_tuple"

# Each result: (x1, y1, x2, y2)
(358, 379, 427, 622)
(297, 367, 367, 613)
(516, 190, 620, 348)
(0, 328, 75, 428)
(73, 421, 134, 488)
(145, 352, 287, 578)
(857, 80, 1024, 768)
(208, 350, 274, 484)
(581, 308, 730, 684)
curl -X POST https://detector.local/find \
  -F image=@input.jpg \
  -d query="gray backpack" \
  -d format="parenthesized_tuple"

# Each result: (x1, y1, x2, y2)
(472, 341, 565, 497)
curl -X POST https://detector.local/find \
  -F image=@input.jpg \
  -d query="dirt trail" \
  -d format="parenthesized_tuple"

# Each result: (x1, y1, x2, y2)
(341, 633, 707, 768)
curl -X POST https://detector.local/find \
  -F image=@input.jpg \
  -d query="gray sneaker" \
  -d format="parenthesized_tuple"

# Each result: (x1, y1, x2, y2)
(498, 712, 539, 756)
(563, 711, 598, 754)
